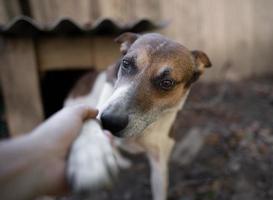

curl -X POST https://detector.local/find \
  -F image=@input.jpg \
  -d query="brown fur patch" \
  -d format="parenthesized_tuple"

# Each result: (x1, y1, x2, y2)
(69, 62, 120, 99)
(69, 70, 98, 98)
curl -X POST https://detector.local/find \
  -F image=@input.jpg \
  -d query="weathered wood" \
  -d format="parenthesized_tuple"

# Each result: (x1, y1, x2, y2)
(37, 37, 120, 71)
(91, 37, 121, 69)
(0, 0, 21, 24)
(29, 0, 94, 25)
(252, 0, 273, 76)
(1, 0, 273, 80)
(160, 0, 273, 80)
(29, 0, 160, 25)
(0, 38, 44, 136)
(135, 0, 161, 21)
(98, 0, 133, 24)
(0, 0, 8, 24)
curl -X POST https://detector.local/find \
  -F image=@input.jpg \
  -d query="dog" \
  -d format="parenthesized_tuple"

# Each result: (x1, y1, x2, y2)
(65, 32, 211, 200)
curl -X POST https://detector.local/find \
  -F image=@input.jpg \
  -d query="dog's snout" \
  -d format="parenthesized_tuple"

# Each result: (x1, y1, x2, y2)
(100, 111, 128, 136)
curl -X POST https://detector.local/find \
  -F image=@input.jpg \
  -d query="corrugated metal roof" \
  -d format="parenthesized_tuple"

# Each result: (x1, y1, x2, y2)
(0, 16, 164, 37)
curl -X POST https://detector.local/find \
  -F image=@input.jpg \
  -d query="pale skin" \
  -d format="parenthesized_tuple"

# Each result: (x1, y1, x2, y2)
(0, 105, 98, 200)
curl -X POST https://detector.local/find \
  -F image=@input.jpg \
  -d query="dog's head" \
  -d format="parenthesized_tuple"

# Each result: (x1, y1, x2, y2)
(100, 33, 211, 137)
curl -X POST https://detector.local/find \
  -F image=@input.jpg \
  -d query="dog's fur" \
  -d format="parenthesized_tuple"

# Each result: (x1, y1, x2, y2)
(65, 33, 211, 200)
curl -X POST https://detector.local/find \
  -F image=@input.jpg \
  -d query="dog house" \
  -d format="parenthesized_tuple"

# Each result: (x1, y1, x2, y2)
(0, 16, 161, 137)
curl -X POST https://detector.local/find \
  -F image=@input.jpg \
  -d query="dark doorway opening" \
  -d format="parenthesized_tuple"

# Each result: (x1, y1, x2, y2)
(41, 69, 90, 118)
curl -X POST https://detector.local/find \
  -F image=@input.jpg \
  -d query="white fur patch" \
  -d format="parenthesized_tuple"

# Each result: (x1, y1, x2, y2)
(99, 84, 131, 114)
(97, 82, 115, 110)
(67, 119, 118, 191)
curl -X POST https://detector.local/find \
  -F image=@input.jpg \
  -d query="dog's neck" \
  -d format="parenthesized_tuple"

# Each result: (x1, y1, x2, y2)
(135, 90, 190, 152)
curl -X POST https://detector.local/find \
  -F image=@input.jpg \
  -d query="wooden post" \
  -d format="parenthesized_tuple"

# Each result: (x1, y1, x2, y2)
(0, 38, 44, 137)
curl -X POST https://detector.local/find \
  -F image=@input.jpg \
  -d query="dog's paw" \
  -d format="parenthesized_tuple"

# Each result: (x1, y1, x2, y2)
(114, 149, 132, 169)
(67, 120, 119, 193)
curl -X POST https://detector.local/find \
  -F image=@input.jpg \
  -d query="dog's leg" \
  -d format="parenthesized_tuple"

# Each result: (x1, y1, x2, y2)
(112, 148, 132, 169)
(66, 72, 119, 192)
(148, 154, 168, 200)
(68, 119, 118, 192)
(147, 141, 174, 200)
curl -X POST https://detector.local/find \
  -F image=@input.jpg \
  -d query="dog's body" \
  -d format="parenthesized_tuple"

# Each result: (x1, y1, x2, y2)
(66, 33, 211, 200)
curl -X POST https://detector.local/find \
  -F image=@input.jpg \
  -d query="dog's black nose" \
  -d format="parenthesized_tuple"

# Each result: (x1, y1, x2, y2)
(100, 111, 129, 135)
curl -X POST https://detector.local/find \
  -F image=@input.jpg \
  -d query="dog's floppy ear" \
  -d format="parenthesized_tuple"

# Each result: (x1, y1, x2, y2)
(115, 32, 140, 55)
(192, 50, 212, 73)
(186, 50, 212, 86)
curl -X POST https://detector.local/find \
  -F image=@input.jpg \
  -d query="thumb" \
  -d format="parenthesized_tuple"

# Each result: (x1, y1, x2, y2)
(66, 104, 98, 121)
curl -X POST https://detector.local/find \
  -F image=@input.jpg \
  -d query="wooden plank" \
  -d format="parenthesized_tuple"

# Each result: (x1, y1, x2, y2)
(37, 37, 94, 71)
(159, 0, 270, 80)
(0, 0, 21, 25)
(0, 38, 44, 136)
(252, 0, 273, 76)
(28, 0, 54, 25)
(135, 0, 161, 22)
(222, 0, 254, 79)
(92, 37, 121, 69)
(29, 0, 160, 25)
(190, 0, 227, 81)
(0, 0, 8, 24)
(37, 37, 120, 71)
(29, 0, 94, 25)
(89, 0, 101, 21)
(99, 0, 136, 24)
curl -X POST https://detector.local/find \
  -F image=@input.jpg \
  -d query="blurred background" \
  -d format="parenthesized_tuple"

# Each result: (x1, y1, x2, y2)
(0, 0, 273, 200)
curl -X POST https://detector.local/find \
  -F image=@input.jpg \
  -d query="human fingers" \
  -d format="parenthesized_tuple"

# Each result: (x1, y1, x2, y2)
(65, 104, 98, 121)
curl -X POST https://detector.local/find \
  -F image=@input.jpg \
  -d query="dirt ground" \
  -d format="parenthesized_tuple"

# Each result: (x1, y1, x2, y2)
(77, 74, 273, 200)
(1, 75, 272, 200)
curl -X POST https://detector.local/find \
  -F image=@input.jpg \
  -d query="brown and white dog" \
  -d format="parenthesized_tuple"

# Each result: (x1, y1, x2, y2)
(65, 32, 211, 200)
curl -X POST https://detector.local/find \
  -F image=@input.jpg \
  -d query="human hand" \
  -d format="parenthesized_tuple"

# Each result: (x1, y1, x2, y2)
(30, 105, 98, 197)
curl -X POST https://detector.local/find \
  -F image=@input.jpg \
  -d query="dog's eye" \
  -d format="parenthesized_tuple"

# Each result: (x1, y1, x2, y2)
(160, 79, 175, 90)
(122, 59, 131, 69)
(120, 58, 137, 75)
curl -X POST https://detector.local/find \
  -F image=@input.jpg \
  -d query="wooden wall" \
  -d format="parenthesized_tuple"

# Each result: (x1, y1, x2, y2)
(1, 0, 273, 80)
(160, 0, 273, 80)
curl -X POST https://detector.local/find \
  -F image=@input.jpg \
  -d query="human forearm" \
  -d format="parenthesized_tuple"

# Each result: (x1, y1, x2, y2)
(0, 134, 54, 200)
(0, 105, 97, 200)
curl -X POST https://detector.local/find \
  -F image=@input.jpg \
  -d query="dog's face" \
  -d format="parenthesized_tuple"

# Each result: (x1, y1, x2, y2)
(100, 33, 211, 137)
